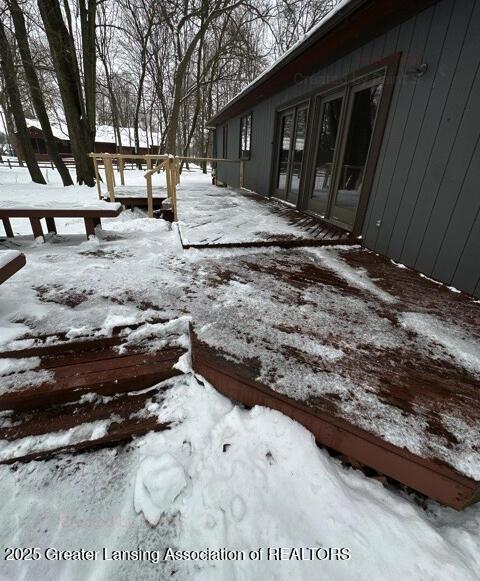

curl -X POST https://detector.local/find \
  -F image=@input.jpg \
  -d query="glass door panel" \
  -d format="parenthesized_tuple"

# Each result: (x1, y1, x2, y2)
(309, 94, 343, 215)
(289, 107, 308, 198)
(330, 82, 383, 227)
(276, 112, 294, 194)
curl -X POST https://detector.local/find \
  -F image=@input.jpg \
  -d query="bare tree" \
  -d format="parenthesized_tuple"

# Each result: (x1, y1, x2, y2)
(0, 17, 45, 183)
(7, 0, 73, 185)
(37, 0, 95, 185)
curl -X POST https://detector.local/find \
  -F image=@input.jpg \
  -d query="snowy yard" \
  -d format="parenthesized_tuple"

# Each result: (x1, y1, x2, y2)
(0, 164, 479, 580)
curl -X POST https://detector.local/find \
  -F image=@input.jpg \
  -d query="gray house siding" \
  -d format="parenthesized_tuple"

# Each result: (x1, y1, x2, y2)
(215, 0, 480, 297)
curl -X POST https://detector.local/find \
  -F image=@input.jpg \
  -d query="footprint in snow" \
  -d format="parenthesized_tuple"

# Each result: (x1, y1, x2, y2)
(134, 453, 187, 527)
(230, 495, 247, 522)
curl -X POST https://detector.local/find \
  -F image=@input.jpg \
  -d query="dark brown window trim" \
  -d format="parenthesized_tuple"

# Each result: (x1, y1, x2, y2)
(269, 52, 401, 237)
(270, 100, 311, 201)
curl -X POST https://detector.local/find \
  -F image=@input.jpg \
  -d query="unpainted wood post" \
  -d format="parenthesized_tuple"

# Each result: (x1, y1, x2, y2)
(119, 157, 125, 186)
(92, 156, 102, 199)
(146, 158, 154, 218)
(165, 157, 172, 201)
(104, 157, 115, 202)
(175, 158, 180, 185)
(170, 157, 177, 221)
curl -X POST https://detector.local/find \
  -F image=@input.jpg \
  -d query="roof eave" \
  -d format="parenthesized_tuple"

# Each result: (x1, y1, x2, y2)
(207, 0, 367, 127)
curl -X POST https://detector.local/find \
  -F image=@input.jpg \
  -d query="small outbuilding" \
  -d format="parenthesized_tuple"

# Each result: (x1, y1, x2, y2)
(19, 120, 160, 160)
(209, 0, 480, 298)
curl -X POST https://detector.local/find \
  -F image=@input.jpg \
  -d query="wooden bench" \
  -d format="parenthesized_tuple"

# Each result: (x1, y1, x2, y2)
(0, 250, 26, 285)
(0, 202, 123, 240)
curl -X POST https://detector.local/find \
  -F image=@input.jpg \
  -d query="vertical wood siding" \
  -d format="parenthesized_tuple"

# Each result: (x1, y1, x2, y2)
(215, 0, 480, 297)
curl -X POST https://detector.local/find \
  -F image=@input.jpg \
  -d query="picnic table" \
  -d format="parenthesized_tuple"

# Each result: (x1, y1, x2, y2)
(0, 201, 123, 240)
(0, 250, 26, 285)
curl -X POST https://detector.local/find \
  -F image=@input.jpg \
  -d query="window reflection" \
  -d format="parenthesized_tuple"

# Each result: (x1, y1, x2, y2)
(277, 113, 293, 191)
(331, 83, 383, 227)
(311, 96, 343, 216)
(290, 108, 307, 195)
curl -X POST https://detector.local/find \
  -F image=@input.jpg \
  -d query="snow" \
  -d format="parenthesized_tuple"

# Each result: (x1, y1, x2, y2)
(1, 165, 479, 481)
(0, 164, 479, 579)
(0, 249, 21, 269)
(134, 453, 187, 527)
(0, 200, 122, 212)
(0, 373, 479, 580)
(23, 118, 161, 148)
(177, 182, 327, 245)
(308, 247, 396, 303)
(400, 312, 480, 376)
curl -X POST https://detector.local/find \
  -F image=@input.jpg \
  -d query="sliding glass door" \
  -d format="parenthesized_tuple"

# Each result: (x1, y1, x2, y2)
(273, 104, 308, 204)
(306, 75, 384, 231)
(309, 91, 344, 215)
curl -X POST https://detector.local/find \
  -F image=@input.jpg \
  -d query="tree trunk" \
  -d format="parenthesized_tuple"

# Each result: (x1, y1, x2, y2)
(0, 101, 22, 164)
(8, 0, 73, 186)
(0, 20, 45, 184)
(38, 0, 95, 186)
(79, 0, 96, 150)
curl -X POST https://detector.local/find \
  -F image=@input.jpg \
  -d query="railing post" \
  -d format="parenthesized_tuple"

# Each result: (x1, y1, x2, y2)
(104, 157, 115, 202)
(166, 156, 177, 221)
(165, 156, 172, 199)
(146, 157, 154, 218)
(92, 155, 102, 200)
(119, 157, 125, 186)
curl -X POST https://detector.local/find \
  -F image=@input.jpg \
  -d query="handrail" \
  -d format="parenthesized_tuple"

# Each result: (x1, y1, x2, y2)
(88, 153, 169, 160)
(144, 158, 169, 179)
(89, 152, 245, 222)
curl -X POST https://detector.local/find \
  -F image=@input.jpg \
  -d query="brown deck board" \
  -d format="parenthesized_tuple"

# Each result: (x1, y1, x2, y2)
(188, 246, 480, 509)
(191, 332, 480, 510)
(0, 252, 26, 285)
(0, 348, 183, 411)
(0, 327, 182, 463)
(0, 416, 168, 465)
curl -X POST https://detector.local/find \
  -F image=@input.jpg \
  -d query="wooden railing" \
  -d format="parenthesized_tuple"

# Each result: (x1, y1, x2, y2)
(88, 153, 168, 203)
(143, 155, 180, 218)
(89, 152, 244, 221)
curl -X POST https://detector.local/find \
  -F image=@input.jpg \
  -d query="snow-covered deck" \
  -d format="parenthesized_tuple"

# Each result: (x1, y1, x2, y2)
(1, 166, 480, 577)
(189, 247, 480, 508)
(177, 182, 354, 247)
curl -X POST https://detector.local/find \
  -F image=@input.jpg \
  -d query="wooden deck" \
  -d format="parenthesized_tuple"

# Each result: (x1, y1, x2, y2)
(102, 186, 166, 210)
(188, 247, 480, 509)
(0, 327, 184, 463)
(177, 184, 356, 248)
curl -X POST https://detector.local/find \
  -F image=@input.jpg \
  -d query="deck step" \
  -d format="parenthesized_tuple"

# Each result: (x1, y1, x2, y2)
(0, 332, 185, 411)
(0, 347, 184, 411)
(0, 327, 184, 463)
(0, 383, 172, 464)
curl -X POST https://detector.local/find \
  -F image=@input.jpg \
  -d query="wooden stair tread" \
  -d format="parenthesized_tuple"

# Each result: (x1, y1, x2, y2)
(0, 384, 172, 464)
(0, 387, 165, 441)
(0, 417, 167, 465)
(0, 349, 184, 411)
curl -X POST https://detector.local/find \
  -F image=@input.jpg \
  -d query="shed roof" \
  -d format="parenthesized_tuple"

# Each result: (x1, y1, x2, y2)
(24, 119, 160, 148)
